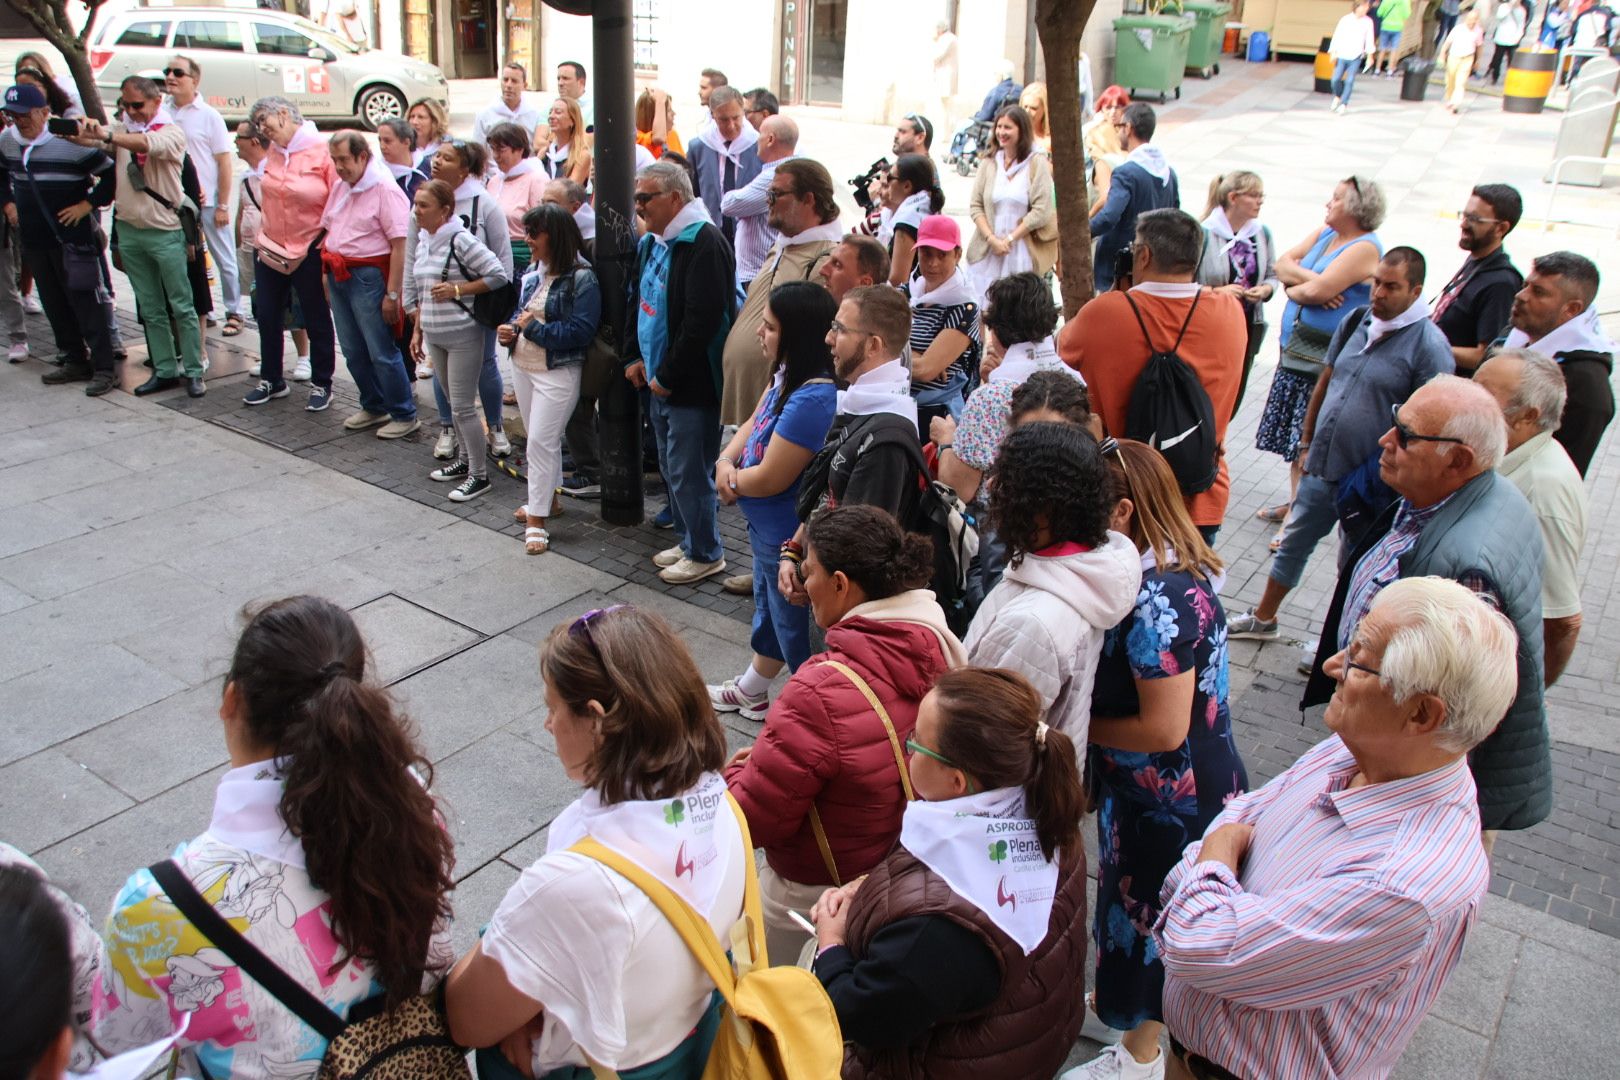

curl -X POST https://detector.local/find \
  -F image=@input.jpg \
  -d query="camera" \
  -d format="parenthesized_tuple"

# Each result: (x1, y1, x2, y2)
(849, 158, 890, 212)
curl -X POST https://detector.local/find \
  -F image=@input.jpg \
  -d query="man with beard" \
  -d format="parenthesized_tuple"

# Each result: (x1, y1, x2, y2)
(1432, 184, 1523, 374)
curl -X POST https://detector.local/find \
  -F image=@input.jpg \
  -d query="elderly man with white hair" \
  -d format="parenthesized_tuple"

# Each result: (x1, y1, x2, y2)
(1303, 374, 1551, 841)
(1475, 349, 1588, 686)
(1156, 576, 1517, 1080)
(720, 114, 799, 294)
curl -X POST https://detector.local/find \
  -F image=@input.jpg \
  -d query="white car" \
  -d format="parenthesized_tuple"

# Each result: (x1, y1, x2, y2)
(90, 6, 447, 129)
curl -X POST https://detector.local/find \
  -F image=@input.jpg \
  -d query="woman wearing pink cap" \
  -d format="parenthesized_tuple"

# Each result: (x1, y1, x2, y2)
(906, 215, 982, 422)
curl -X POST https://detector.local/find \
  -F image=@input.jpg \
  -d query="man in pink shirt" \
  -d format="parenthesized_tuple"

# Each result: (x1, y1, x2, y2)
(1153, 576, 1515, 1080)
(322, 132, 417, 438)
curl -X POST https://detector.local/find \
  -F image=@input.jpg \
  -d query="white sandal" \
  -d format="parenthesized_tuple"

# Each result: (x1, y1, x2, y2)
(524, 526, 550, 555)
(513, 504, 528, 523)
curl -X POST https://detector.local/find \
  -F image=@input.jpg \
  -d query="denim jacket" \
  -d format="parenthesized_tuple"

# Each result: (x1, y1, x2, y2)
(510, 264, 602, 368)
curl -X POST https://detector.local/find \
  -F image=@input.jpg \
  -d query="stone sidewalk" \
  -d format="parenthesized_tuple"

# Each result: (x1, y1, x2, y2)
(1, 56, 1618, 1079)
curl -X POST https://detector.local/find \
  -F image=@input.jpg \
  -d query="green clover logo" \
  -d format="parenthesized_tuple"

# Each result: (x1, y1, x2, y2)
(663, 800, 686, 826)
(988, 839, 1008, 864)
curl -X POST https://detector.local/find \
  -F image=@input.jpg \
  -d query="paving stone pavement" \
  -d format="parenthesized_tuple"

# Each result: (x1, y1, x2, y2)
(3, 56, 1619, 1078)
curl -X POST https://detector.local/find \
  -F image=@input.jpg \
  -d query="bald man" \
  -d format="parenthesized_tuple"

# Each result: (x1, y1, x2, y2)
(1302, 375, 1551, 838)
(721, 114, 800, 291)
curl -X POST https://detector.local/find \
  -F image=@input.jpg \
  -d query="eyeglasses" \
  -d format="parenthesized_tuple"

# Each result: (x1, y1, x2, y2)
(764, 187, 795, 204)
(1457, 211, 1500, 227)
(905, 737, 976, 792)
(569, 605, 629, 656)
(829, 320, 869, 337)
(1345, 660, 1383, 679)
(1390, 403, 1467, 450)
(633, 191, 665, 206)
(163, 67, 193, 78)
(120, 99, 150, 111)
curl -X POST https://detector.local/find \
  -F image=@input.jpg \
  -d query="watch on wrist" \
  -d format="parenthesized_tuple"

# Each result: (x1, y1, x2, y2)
(385, 291, 399, 300)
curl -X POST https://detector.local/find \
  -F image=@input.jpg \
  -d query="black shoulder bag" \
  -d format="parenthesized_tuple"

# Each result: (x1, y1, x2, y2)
(441, 231, 518, 329)
(18, 165, 102, 292)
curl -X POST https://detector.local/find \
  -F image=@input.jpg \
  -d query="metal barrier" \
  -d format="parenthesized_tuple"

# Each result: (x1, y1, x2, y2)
(1544, 155, 1620, 236)
(1546, 88, 1620, 186)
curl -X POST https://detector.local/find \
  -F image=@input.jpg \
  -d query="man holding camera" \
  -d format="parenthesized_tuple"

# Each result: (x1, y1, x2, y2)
(0, 84, 117, 395)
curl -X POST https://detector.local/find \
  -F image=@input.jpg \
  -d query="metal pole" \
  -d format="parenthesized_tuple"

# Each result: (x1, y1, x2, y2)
(589, 0, 644, 526)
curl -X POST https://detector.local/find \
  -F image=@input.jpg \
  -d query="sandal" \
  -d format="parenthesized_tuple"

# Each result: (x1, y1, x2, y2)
(502, 390, 518, 406)
(524, 526, 550, 555)
(1269, 534, 1284, 553)
(222, 313, 245, 337)
(513, 504, 529, 523)
(1255, 502, 1290, 523)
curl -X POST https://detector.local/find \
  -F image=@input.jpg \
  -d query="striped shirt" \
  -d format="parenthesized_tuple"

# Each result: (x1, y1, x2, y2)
(907, 300, 982, 392)
(1155, 735, 1489, 1080)
(0, 128, 114, 249)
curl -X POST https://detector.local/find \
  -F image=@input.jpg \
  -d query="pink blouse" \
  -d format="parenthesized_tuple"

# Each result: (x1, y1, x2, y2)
(260, 130, 337, 263)
(488, 166, 549, 241)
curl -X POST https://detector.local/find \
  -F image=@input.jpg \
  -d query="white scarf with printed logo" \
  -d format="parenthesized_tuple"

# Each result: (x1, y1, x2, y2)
(899, 785, 1059, 954)
(547, 771, 736, 930)
(988, 335, 1076, 385)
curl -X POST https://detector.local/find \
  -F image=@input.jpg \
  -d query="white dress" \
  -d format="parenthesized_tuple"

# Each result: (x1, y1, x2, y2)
(969, 152, 1036, 302)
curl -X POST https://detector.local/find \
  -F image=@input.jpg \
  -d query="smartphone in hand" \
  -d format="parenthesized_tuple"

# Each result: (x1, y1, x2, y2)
(46, 117, 80, 137)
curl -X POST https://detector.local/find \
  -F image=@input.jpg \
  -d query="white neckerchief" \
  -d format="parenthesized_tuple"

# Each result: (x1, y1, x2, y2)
(837, 357, 917, 422)
(386, 160, 415, 180)
(909, 265, 975, 309)
(892, 190, 932, 233)
(502, 157, 538, 180)
(1366, 294, 1433, 345)
(546, 772, 737, 930)
(989, 336, 1075, 385)
(414, 139, 441, 167)
(1203, 205, 1261, 257)
(900, 786, 1059, 955)
(1504, 306, 1615, 357)
(121, 104, 176, 134)
(413, 215, 467, 284)
(17, 126, 53, 168)
(997, 148, 1031, 179)
(1141, 543, 1226, 595)
(1126, 142, 1172, 183)
(660, 197, 712, 242)
(694, 119, 760, 164)
(545, 141, 571, 172)
(453, 176, 487, 203)
(272, 119, 320, 160)
(787, 219, 844, 247)
(205, 759, 305, 869)
(876, 205, 897, 246)
(485, 96, 529, 123)
(324, 156, 391, 221)
(573, 201, 597, 240)
(1130, 280, 1202, 299)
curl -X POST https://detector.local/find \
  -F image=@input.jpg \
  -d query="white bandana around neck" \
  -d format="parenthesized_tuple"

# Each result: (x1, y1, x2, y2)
(1126, 143, 1172, 184)
(206, 759, 305, 869)
(876, 205, 897, 247)
(386, 160, 415, 180)
(326, 155, 390, 221)
(547, 771, 736, 931)
(892, 190, 932, 234)
(17, 126, 54, 168)
(997, 148, 1031, 179)
(837, 357, 918, 423)
(989, 336, 1078, 385)
(502, 157, 539, 181)
(122, 105, 175, 134)
(544, 141, 571, 173)
(573, 201, 597, 240)
(412, 215, 467, 283)
(1503, 306, 1615, 358)
(453, 176, 487, 204)
(900, 786, 1058, 954)
(694, 119, 760, 165)
(1203, 205, 1261, 256)
(1366, 294, 1432, 346)
(909, 265, 976, 309)
(272, 119, 321, 160)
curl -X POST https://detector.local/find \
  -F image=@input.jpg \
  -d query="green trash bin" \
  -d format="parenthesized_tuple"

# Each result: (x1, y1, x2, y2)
(1178, 0, 1232, 77)
(1113, 14, 1195, 101)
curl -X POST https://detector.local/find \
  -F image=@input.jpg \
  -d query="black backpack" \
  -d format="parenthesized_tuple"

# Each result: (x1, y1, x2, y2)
(1121, 290, 1221, 496)
(444, 199, 520, 328)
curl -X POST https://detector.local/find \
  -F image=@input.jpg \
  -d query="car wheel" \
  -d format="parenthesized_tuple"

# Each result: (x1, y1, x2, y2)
(357, 85, 407, 130)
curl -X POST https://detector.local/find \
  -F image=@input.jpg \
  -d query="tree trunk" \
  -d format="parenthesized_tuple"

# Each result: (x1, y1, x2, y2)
(1036, 0, 1099, 318)
(4, 0, 110, 123)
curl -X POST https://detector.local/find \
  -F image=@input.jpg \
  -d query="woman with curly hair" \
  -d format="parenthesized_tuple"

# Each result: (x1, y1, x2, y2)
(964, 422, 1141, 743)
(1062, 439, 1247, 1080)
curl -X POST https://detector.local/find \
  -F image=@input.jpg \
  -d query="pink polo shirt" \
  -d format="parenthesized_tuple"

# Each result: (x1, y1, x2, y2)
(321, 178, 411, 258)
(259, 135, 337, 263)
(488, 166, 549, 241)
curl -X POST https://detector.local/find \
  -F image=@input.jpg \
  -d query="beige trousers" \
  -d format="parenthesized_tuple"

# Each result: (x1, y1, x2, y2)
(758, 863, 826, 968)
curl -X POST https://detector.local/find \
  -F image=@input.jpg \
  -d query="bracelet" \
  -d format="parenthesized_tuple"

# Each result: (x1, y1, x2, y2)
(453, 283, 461, 299)
(780, 552, 802, 565)
(718, 455, 736, 467)
(938, 443, 953, 454)
(781, 539, 804, 557)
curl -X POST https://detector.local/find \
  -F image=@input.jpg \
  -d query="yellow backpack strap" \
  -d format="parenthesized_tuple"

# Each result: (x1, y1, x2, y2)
(819, 660, 916, 801)
(725, 792, 769, 971)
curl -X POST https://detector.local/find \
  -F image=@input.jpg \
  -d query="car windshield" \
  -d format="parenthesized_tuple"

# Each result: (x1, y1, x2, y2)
(283, 14, 363, 54)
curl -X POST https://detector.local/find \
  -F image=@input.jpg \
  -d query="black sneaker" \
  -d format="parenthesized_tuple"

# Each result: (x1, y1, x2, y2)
(243, 380, 289, 405)
(306, 385, 332, 412)
(84, 373, 116, 397)
(447, 475, 491, 502)
(561, 473, 602, 499)
(42, 364, 92, 384)
(430, 459, 471, 482)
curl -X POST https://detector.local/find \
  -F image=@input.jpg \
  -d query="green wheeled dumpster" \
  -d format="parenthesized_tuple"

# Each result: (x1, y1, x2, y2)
(1179, 0, 1233, 77)
(1113, 14, 1196, 101)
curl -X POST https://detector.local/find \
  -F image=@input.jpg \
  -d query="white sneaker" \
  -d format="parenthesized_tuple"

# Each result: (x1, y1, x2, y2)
(1299, 638, 1320, 676)
(709, 679, 770, 722)
(1080, 996, 1122, 1044)
(653, 545, 685, 568)
(250, 360, 261, 377)
(6, 342, 28, 363)
(291, 356, 312, 382)
(415, 361, 434, 379)
(490, 430, 513, 457)
(21, 293, 41, 313)
(433, 428, 457, 460)
(659, 557, 726, 585)
(1059, 1043, 1165, 1080)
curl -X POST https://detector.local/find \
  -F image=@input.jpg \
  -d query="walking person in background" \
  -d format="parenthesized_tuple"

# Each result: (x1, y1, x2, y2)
(486, 122, 547, 271)
(498, 204, 600, 554)
(243, 95, 337, 411)
(405, 179, 510, 503)
(1373, 0, 1412, 74)
(166, 54, 243, 337)
(965, 104, 1057, 303)
(708, 280, 839, 717)
(1488, 0, 1528, 82)
(322, 132, 418, 441)
(1436, 0, 1462, 45)
(1439, 6, 1486, 112)
(1328, 2, 1378, 113)
(1197, 170, 1279, 418)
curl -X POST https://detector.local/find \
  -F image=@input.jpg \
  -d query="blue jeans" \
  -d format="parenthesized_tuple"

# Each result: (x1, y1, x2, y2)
(433, 327, 503, 429)
(913, 368, 969, 422)
(745, 520, 812, 670)
(1269, 472, 1343, 589)
(1331, 57, 1361, 103)
(327, 266, 416, 422)
(649, 394, 722, 563)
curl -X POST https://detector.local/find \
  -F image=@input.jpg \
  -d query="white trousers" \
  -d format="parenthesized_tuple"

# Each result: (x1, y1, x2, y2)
(512, 360, 582, 519)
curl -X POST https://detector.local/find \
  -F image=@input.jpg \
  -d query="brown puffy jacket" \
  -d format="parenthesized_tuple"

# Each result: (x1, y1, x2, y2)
(840, 844, 1088, 1080)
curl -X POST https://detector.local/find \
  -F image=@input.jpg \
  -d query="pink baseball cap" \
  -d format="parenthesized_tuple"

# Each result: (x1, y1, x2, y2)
(915, 215, 961, 251)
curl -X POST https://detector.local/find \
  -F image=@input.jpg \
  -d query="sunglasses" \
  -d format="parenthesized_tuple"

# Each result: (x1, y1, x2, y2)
(569, 605, 629, 655)
(164, 67, 193, 78)
(120, 99, 150, 111)
(633, 191, 668, 206)
(1390, 404, 1467, 450)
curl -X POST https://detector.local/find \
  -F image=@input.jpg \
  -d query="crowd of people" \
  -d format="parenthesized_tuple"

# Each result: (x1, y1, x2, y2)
(2, 17, 1617, 1080)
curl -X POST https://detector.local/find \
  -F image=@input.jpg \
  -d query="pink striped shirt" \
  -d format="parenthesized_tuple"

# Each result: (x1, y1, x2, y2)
(1155, 735, 1488, 1080)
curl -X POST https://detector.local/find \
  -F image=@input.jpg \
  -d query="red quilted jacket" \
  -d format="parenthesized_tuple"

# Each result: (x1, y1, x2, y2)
(726, 615, 952, 886)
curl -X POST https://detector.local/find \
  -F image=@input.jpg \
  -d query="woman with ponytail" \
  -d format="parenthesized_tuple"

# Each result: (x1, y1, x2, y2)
(94, 595, 456, 1078)
(811, 667, 1088, 1080)
(879, 153, 946, 287)
(445, 605, 745, 1079)
(1061, 439, 1248, 1080)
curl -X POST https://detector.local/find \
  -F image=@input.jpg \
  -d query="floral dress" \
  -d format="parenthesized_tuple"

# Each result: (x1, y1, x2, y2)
(1088, 566, 1248, 1030)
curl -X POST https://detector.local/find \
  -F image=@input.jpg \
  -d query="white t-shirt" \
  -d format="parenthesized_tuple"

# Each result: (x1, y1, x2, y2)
(473, 96, 547, 145)
(481, 812, 748, 1073)
(170, 97, 231, 206)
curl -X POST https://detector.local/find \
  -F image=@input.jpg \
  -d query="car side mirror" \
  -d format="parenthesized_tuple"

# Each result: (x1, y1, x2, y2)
(308, 46, 335, 62)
